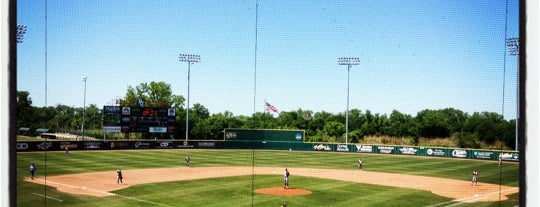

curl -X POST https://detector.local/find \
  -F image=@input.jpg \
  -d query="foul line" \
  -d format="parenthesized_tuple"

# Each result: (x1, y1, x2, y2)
(32, 193, 63, 202)
(424, 188, 517, 207)
(34, 178, 173, 207)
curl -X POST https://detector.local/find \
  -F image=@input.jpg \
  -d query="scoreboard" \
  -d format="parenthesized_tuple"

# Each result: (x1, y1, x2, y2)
(103, 106, 175, 133)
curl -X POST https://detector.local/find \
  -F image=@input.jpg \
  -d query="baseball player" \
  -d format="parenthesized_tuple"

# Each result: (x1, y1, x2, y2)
(281, 202, 287, 207)
(284, 168, 290, 189)
(117, 169, 123, 184)
(185, 156, 191, 167)
(358, 158, 363, 170)
(498, 156, 503, 167)
(471, 169, 478, 185)
(29, 163, 36, 180)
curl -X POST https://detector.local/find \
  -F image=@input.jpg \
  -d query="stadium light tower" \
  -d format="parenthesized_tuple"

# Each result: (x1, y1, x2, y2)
(506, 37, 519, 151)
(17, 24, 27, 43)
(178, 54, 200, 141)
(338, 57, 360, 145)
(81, 76, 88, 141)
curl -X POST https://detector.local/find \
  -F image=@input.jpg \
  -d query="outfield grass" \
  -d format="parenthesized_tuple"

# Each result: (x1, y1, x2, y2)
(16, 149, 520, 206)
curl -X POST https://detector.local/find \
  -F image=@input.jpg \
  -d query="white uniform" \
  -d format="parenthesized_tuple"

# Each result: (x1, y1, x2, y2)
(471, 170, 478, 185)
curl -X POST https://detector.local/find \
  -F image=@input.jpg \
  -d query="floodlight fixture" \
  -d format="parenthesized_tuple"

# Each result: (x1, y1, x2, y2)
(338, 57, 360, 65)
(506, 37, 519, 56)
(17, 24, 27, 43)
(178, 54, 201, 63)
(178, 53, 200, 141)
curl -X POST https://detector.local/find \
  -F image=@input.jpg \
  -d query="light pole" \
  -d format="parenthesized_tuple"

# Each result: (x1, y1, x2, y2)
(506, 37, 519, 151)
(82, 76, 87, 140)
(338, 57, 360, 145)
(17, 24, 27, 43)
(178, 54, 200, 141)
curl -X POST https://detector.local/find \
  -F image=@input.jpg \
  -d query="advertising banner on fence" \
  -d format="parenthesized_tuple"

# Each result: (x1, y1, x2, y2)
(398, 147, 418, 155)
(451, 149, 468, 158)
(499, 152, 519, 161)
(59, 142, 78, 150)
(377, 146, 395, 154)
(313, 144, 331, 151)
(155, 141, 174, 149)
(109, 141, 131, 149)
(473, 151, 496, 160)
(337, 144, 349, 152)
(134, 141, 151, 149)
(356, 145, 374, 153)
(84, 142, 102, 150)
(425, 148, 447, 157)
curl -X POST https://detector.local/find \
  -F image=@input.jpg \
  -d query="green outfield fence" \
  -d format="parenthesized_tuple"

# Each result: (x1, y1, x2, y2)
(16, 138, 519, 163)
(17, 128, 518, 161)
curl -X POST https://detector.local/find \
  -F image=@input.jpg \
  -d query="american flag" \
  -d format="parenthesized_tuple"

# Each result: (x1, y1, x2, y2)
(265, 101, 279, 114)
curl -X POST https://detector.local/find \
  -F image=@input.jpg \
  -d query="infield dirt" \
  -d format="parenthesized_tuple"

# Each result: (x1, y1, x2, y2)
(25, 166, 518, 203)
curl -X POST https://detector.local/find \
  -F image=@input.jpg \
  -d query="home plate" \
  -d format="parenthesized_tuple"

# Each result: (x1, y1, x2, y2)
(474, 194, 479, 197)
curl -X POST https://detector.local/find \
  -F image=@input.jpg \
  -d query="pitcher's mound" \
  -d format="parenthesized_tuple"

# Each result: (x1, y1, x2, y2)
(255, 187, 312, 196)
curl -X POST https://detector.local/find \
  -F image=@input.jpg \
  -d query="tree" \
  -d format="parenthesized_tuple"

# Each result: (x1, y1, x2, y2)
(323, 121, 345, 141)
(124, 81, 184, 108)
(462, 112, 506, 144)
(440, 108, 467, 135)
(16, 91, 34, 128)
(416, 109, 450, 138)
(386, 110, 417, 137)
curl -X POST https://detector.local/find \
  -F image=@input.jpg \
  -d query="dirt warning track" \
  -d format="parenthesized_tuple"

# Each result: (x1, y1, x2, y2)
(25, 166, 518, 202)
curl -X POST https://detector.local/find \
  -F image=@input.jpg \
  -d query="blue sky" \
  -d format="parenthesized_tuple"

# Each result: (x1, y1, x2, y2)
(17, 0, 520, 119)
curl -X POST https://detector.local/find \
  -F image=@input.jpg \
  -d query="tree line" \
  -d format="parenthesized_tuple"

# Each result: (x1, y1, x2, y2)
(16, 81, 517, 150)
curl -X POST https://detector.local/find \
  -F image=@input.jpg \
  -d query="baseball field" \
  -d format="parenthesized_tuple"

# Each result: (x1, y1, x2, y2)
(16, 149, 519, 206)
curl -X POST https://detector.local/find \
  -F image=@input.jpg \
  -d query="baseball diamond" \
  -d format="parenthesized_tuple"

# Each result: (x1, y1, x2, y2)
(17, 149, 519, 206)
(25, 166, 518, 202)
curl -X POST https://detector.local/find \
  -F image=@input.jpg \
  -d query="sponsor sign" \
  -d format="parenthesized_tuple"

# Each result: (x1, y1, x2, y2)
(177, 141, 194, 148)
(103, 126, 121, 133)
(313, 144, 331, 151)
(198, 142, 216, 148)
(110, 142, 131, 149)
(399, 147, 418, 155)
(149, 127, 167, 133)
(474, 151, 495, 159)
(37, 142, 52, 150)
(156, 141, 173, 149)
(59, 142, 78, 150)
(499, 152, 519, 161)
(452, 149, 468, 158)
(336, 144, 349, 152)
(356, 145, 373, 153)
(134, 141, 151, 149)
(16, 143, 29, 150)
(295, 133, 302, 141)
(225, 131, 237, 139)
(426, 148, 446, 156)
(84, 142, 102, 149)
(378, 146, 395, 154)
